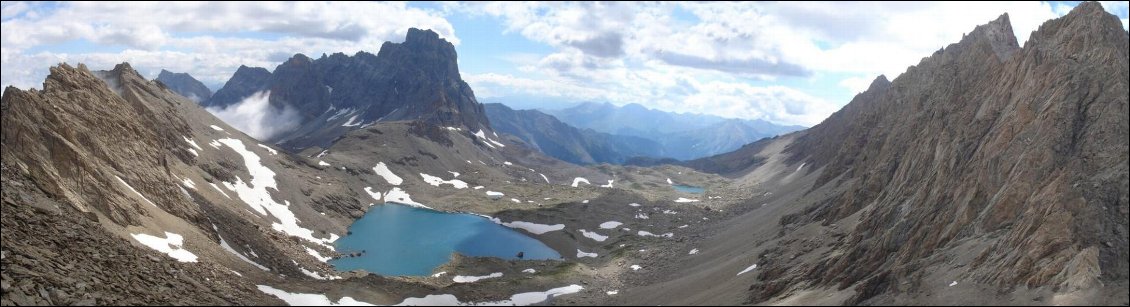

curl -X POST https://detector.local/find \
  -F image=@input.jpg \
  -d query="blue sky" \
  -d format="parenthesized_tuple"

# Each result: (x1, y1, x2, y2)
(2, 1, 1127, 126)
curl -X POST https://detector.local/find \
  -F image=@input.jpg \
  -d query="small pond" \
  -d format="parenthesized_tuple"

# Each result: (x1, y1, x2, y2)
(673, 184, 705, 194)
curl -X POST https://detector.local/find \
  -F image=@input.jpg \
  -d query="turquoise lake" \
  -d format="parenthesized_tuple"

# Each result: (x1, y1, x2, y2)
(673, 184, 705, 194)
(330, 203, 561, 276)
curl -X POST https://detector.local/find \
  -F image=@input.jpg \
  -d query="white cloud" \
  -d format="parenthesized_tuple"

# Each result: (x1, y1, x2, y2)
(1, 2, 456, 90)
(3, 2, 1119, 127)
(452, 1, 1095, 126)
(206, 91, 300, 141)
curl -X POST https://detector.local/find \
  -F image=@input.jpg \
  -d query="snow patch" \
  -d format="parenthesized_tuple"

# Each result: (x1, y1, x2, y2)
(448, 171, 460, 178)
(256, 285, 373, 306)
(796, 162, 806, 172)
(363, 187, 382, 201)
(637, 231, 673, 238)
(216, 138, 338, 249)
(187, 148, 198, 156)
(257, 144, 278, 155)
(453, 272, 502, 283)
(666, 178, 673, 185)
(372, 162, 403, 185)
(600, 180, 614, 188)
(949, 281, 958, 287)
(209, 182, 231, 199)
(510, 198, 521, 203)
(305, 247, 331, 263)
(131, 231, 197, 262)
(318, 161, 331, 167)
(689, 248, 699, 255)
(579, 229, 608, 242)
(675, 197, 700, 203)
(522, 269, 536, 274)
(341, 115, 362, 127)
(215, 225, 270, 271)
(630, 265, 641, 271)
(571, 177, 590, 187)
(606, 290, 618, 295)
(183, 136, 203, 151)
(432, 271, 447, 278)
(539, 173, 549, 184)
(488, 218, 564, 235)
(298, 265, 341, 280)
(485, 191, 504, 200)
(634, 213, 649, 219)
(503, 161, 513, 166)
(628, 203, 641, 207)
(576, 249, 598, 258)
(737, 264, 758, 276)
(210, 125, 224, 131)
(394, 284, 583, 306)
(384, 187, 428, 209)
(599, 221, 622, 229)
(115, 175, 156, 207)
(420, 173, 468, 189)
(181, 178, 196, 190)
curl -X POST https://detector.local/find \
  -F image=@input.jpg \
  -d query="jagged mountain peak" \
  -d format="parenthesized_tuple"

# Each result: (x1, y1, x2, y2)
(969, 13, 1019, 60)
(206, 27, 489, 150)
(867, 74, 890, 91)
(156, 69, 213, 103)
(1025, 0, 1128, 58)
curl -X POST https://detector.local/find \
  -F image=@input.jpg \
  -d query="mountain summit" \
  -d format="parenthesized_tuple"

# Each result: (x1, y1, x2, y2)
(155, 70, 213, 103)
(205, 28, 490, 150)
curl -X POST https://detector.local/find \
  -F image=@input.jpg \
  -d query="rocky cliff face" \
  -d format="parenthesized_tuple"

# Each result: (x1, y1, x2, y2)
(733, 3, 1128, 304)
(156, 69, 213, 103)
(204, 28, 491, 150)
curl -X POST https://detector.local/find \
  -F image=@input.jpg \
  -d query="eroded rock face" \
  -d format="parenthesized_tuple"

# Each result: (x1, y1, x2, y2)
(2, 63, 197, 225)
(205, 28, 491, 150)
(747, 3, 1127, 303)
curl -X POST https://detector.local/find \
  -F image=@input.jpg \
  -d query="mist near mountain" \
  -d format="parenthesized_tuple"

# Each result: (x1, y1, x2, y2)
(205, 90, 301, 140)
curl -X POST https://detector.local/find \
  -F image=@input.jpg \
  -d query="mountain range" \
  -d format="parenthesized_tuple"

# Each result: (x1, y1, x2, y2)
(543, 102, 806, 160)
(1, 2, 1126, 306)
(484, 103, 663, 165)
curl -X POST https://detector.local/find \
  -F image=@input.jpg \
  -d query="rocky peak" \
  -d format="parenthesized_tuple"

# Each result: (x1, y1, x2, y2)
(156, 69, 213, 103)
(866, 74, 890, 91)
(206, 65, 272, 108)
(962, 13, 1020, 61)
(1025, 1, 1128, 59)
(377, 28, 461, 82)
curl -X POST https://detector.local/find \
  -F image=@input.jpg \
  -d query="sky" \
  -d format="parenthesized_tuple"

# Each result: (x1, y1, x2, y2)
(2, 1, 1127, 127)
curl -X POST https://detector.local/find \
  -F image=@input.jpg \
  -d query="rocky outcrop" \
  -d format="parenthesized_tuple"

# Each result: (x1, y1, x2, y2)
(206, 28, 492, 150)
(485, 103, 664, 165)
(739, 3, 1127, 303)
(0, 62, 355, 304)
(205, 65, 271, 108)
(156, 69, 213, 103)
